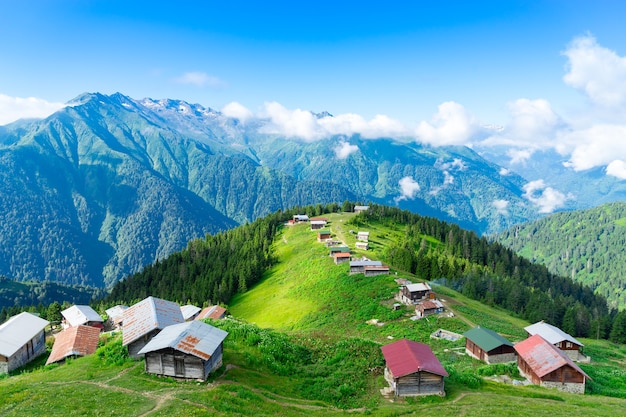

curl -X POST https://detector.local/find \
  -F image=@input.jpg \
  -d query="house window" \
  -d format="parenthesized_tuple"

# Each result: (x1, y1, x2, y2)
(566, 342, 573, 348)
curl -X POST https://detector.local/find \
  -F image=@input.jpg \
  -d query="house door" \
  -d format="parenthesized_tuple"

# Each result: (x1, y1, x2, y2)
(174, 357, 184, 377)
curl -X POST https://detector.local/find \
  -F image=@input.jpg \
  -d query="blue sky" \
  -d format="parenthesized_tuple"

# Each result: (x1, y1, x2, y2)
(3, 1, 626, 194)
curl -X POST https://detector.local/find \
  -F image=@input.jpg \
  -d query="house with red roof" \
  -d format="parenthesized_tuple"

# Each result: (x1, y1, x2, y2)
(514, 334, 591, 394)
(381, 339, 448, 397)
(195, 305, 227, 321)
(46, 325, 101, 365)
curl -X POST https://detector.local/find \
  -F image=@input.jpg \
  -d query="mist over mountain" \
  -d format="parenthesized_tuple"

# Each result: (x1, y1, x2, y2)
(0, 92, 543, 288)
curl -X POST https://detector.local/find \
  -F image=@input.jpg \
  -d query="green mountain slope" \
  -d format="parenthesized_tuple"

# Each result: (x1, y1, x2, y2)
(496, 202, 626, 311)
(2, 207, 625, 416)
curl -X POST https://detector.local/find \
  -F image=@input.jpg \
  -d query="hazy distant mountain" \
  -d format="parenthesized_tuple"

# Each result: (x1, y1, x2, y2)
(0, 92, 539, 288)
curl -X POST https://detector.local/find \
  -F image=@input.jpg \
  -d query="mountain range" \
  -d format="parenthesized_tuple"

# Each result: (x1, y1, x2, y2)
(0, 92, 612, 288)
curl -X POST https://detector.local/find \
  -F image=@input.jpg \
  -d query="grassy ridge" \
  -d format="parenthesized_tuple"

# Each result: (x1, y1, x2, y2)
(2, 212, 626, 415)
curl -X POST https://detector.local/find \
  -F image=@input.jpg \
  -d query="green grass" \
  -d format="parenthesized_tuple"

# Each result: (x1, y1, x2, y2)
(2, 212, 626, 415)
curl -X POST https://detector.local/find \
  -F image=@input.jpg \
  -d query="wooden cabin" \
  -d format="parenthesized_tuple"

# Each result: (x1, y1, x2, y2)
(0, 312, 49, 374)
(317, 230, 331, 242)
(105, 305, 128, 331)
(138, 321, 228, 380)
(355, 241, 369, 250)
(349, 260, 382, 274)
(329, 246, 350, 256)
(333, 252, 351, 265)
(463, 326, 516, 364)
(364, 265, 390, 276)
(61, 305, 104, 330)
(46, 325, 101, 365)
(293, 214, 309, 223)
(524, 321, 586, 361)
(381, 339, 448, 396)
(195, 305, 227, 321)
(415, 300, 444, 318)
(310, 219, 327, 230)
(356, 231, 370, 242)
(122, 296, 185, 359)
(180, 305, 202, 321)
(400, 283, 432, 304)
(515, 334, 590, 394)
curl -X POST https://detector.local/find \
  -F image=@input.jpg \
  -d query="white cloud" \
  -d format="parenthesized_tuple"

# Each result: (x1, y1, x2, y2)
(173, 71, 227, 88)
(333, 140, 359, 159)
(499, 167, 511, 176)
(506, 98, 560, 142)
(522, 179, 569, 213)
(563, 34, 626, 107)
(0, 94, 66, 125)
(395, 176, 420, 203)
(319, 113, 408, 138)
(260, 101, 322, 141)
(506, 148, 534, 165)
(561, 124, 626, 171)
(492, 199, 509, 216)
(416, 101, 480, 146)
(437, 158, 467, 171)
(606, 160, 626, 179)
(221, 101, 253, 122)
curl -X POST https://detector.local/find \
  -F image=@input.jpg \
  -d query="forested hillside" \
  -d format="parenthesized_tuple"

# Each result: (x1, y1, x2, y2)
(496, 202, 626, 311)
(0, 276, 101, 310)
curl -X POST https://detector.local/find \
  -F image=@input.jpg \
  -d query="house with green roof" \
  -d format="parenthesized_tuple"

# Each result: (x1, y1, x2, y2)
(463, 326, 516, 364)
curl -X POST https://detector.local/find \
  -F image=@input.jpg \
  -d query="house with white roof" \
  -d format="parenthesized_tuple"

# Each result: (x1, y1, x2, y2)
(0, 312, 49, 374)
(61, 305, 104, 330)
(524, 321, 587, 362)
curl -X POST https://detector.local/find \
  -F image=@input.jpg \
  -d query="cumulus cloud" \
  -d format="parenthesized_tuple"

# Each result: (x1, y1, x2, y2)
(437, 158, 467, 171)
(492, 199, 509, 216)
(173, 71, 227, 88)
(561, 124, 626, 171)
(395, 176, 420, 203)
(258, 101, 409, 141)
(416, 101, 480, 146)
(222, 101, 253, 122)
(563, 34, 626, 107)
(522, 180, 569, 213)
(0, 94, 66, 125)
(606, 160, 626, 179)
(499, 167, 511, 176)
(333, 140, 359, 159)
(506, 148, 534, 165)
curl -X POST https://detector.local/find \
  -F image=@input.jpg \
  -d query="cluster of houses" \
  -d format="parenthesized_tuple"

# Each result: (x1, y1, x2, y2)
(0, 298, 228, 381)
(395, 280, 445, 320)
(380, 320, 592, 398)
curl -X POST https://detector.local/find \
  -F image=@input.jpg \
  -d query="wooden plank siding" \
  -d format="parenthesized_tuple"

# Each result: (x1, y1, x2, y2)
(0, 331, 46, 374)
(144, 344, 224, 380)
(395, 371, 445, 396)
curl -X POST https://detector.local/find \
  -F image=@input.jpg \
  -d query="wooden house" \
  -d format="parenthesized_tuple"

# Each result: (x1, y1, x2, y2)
(46, 325, 101, 365)
(310, 218, 328, 230)
(105, 305, 128, 330)
(355, 241, 369, 250)
(329, 246, 350, 256)
(122, 296, 185, 359)
(400, 283, 432, 304)
(515, 334, 590, 394)
(180, 305, 202, 321)
(195, 305, 227, 321)
(0, 312, 49, 374)
(61, 305, 104, 330)
(356, 231, 370, 242)
(524, 321, 586, 361)
(349, 260, 382, 274)
(463, 326, 516, 364)
(293, 214, 309, 223)
(317, 230, 331, 242)
(381, 339, 448, 396)
(415, 300, 444, 318)
(364, 265, 390, 276)
(138, 321, 228, 380)
(354, 205, 369, 213)
(333, 252, 351, 265)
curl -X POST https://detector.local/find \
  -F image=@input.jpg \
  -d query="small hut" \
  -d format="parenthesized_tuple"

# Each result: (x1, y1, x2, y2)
(515, 334, 590, 394)
(400, 283, 432, 304)
(381, 339, 448, 396)
(61, 305, 104, 330)
(463, 326, 516, 364)
(46, 325, 101, 365)
(180, 305, 202, 321)
(524, 321, 586, 361)
(0, 312, 49, 374)
(105, 305, 128, 330)
(138, 321, 228, 380)
(195, 305, 227, 321)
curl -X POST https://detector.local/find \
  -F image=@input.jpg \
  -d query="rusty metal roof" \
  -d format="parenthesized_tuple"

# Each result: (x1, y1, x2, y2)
(514, 334, 590, 380)
(46, 325, 101, 365)
(122, 296, 184, 346)
(524, 321, 583, 347)
(137, 321, 228, 360)
(195, 305, 226, 320)
(61, 305, 103, 327)
(0, 312, 49, 358)
(180, 305, 202, 321)
(381, 339, 449, 378)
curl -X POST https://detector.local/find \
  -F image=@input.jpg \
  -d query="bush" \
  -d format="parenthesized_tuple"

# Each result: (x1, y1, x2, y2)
(96, 338, 130, 366)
